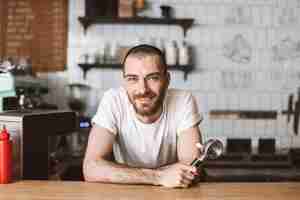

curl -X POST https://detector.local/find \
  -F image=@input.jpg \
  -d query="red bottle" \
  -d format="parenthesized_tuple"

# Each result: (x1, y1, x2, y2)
(0, 126, 12, 184)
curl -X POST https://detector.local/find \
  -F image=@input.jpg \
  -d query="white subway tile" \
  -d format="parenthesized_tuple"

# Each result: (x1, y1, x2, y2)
(193, 5, 208, 24)
(272, 7, 281, 27)
(261, 6, 273, 27)
(207, 92, 217, 109)
(198, 71, 211, 91)
(255, 29, 268, 49)
(222, 120, 232, 135)
(174, 5, 185, 18)
(291, 135, 300, 149)
(270, 93, 281, 109)
(255, 120, 267, 136)
(216, 120, 225, 136)
(211, 28, 225, 48)
(234, 120, 244, 137)
(206, 120, 218, 136)
(252, 6, 262, 26)
(184, 72, 202, 90)
(194, 92, 209, 114)
(248, 120, 256, 137)
(208, 5, 220, 25)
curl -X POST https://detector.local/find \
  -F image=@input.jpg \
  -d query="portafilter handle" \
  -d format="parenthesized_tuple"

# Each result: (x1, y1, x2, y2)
(190, 139, 224, 169)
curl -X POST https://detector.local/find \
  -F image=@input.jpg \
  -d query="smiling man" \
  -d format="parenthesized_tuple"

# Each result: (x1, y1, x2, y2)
(83, 44, 203, 188)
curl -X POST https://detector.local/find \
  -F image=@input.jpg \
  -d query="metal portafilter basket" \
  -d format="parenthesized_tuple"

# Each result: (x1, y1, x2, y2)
(190, 139, 224, 168)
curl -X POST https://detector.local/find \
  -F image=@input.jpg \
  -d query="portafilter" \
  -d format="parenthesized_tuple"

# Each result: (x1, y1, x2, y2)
(190, 139, 224, 168)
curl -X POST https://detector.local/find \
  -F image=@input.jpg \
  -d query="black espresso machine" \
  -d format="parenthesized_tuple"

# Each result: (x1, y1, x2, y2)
(0, 109, 76, 180)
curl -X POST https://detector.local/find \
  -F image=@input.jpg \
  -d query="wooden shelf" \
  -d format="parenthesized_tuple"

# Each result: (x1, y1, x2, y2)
(209, 109, 278, 120)
(78, 16, 194, 37)
(78, 63, 193, 80)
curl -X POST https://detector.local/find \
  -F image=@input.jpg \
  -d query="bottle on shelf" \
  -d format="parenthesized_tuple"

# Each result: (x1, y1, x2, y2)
(165, 40, 178, 66)
(135, 0, 145, 11)
(110, 41, 119, 64)
(104, 42, 111, 64)
(178, 40, 190, 65)
(87, 53, 95, 64)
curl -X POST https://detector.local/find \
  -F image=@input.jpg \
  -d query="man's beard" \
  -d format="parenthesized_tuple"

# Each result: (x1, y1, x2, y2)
(129, 88, 167, 117)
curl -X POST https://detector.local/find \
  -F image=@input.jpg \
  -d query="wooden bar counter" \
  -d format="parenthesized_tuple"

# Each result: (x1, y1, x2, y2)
(0, 181, 299, 200)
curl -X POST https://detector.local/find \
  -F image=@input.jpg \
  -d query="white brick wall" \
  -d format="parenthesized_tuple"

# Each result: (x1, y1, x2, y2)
(38, 0, 300, 151)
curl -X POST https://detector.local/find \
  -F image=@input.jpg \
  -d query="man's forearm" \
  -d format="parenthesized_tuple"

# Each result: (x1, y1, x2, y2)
(83, 158, 160, 185)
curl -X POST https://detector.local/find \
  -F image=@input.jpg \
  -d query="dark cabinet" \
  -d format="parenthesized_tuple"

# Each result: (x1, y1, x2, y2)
(85, 0, 118, 17)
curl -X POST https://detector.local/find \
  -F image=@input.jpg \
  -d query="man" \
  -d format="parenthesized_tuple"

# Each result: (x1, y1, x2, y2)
(83, 44, 203, 188)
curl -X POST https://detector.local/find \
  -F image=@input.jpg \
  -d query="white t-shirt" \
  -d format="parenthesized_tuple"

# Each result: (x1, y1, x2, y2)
(92, 87, 202, 168)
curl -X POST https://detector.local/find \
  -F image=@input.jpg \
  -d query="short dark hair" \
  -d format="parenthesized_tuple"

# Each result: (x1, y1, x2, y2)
(122, 44, 167, 73)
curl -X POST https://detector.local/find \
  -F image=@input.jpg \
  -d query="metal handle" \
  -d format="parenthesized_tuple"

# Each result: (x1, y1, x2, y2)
(288, 94, 293, 123)
(190, 158, 203, 168)
(294, 100, 300, 135)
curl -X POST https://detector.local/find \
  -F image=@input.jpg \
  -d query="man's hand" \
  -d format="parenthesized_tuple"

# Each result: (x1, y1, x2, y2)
(157, 163, 198, 188)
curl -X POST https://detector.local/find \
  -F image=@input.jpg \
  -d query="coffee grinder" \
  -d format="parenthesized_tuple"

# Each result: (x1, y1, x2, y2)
(65, 83, 91, 157)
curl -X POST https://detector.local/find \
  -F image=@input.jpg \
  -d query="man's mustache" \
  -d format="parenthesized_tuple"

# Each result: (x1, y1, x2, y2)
(133, 92, 156, 99)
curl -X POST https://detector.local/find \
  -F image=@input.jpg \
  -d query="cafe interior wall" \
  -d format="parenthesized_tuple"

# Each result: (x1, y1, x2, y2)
(38, 0, 300, 153)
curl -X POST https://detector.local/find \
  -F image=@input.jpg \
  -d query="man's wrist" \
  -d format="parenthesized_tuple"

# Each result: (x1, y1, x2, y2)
(152, 168, 162, 186)
(140, 168, 161, 186)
